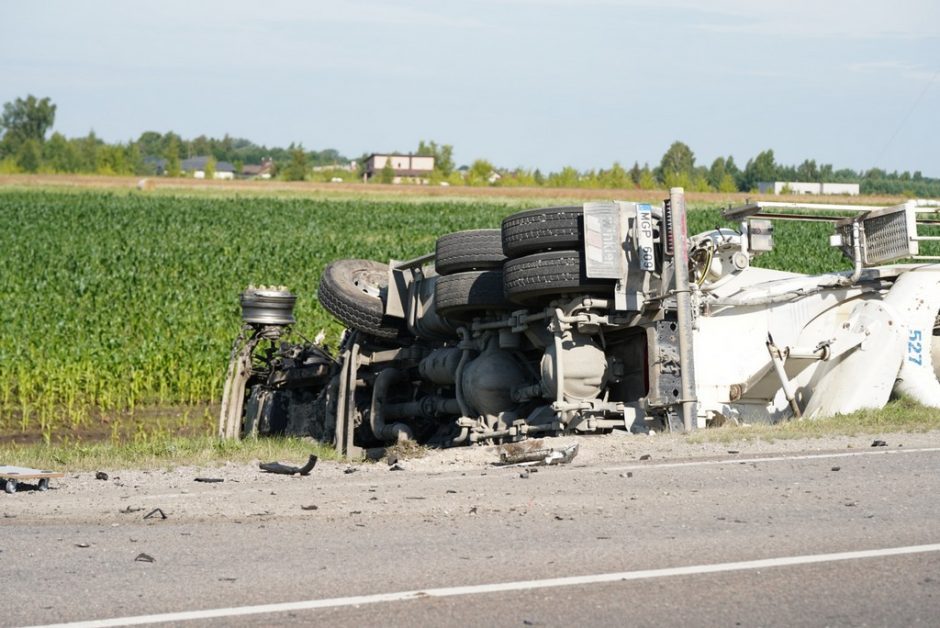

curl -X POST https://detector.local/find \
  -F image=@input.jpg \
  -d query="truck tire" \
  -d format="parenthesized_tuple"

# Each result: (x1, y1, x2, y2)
(435, 229, 506, 275)
(501, 206, 583, 258)
(318, 259, 402, 339)
(435, 270, 512, 321)
(503, 250, 615, 305)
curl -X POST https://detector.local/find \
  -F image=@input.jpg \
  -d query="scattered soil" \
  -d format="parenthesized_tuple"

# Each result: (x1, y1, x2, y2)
(0, 404, 217, 446)
(0, 174, 904, 206)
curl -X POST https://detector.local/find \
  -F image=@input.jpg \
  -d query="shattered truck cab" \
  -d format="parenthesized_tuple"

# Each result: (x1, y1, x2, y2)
(219, 189, 940, 457)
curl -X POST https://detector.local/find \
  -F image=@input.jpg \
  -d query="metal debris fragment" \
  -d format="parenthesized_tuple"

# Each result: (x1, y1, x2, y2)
(143, 508, 167, 520)
(497, 442, 579, 466)
(259, 454, 318, 476)
(135, 553, 155, 563)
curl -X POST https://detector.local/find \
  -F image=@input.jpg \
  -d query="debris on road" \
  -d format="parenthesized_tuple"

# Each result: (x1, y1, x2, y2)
(143, 508, 167, 520)
(194, 477, 224, 483)
(134, 553, 155, 563)
(95, 471, 109, 481)
(871, 440, 887, 447)
(497, 441, 579, 466)
(300, 504, 319, 511)
(258, 454, 318, 476)
(0, 466, 64, 494)
(639, 454, 652, 461)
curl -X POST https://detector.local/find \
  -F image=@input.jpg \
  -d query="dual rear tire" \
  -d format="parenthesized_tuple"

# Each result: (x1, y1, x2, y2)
(501, 207, 614, 305)
(321, 207, 614, 334)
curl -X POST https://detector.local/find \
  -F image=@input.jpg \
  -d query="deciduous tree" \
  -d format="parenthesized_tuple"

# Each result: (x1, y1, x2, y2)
(658, 141, 695, 184)
(43, 132, 81, 173)
(204, 156, 217, 179)
(417, 140, 455, 177)
(0, 95, 56, 156)
(164, 135, 182, 177)
(741, 149, 777, 191)
(379, 157, 395, 184)
(15, 138, 42, 172)
(283, 145, 308, 181)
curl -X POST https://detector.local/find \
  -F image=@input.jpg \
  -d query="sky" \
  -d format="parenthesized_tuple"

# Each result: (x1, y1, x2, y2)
(2, 0, 938, 176)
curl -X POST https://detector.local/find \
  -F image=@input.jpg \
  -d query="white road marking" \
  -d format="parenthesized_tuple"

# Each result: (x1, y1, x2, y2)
(29, 543, 940, 628)
(600, 446, 940, 474)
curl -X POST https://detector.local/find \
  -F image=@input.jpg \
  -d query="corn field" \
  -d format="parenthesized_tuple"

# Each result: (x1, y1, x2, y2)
(0, 189, 850, 438)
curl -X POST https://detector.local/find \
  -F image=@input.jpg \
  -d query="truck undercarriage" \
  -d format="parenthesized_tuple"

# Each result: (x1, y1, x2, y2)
(220, 189, 940, 457)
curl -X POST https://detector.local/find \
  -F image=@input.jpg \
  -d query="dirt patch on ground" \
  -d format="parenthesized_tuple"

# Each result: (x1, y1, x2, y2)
(0, 404, 217, 446)
(0, 173, 904, 206)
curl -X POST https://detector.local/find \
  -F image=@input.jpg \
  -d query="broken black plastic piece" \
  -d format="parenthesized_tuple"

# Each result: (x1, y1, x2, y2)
(259, 454, 318, 476)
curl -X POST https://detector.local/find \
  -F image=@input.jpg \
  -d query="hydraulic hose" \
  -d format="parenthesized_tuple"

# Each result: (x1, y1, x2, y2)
(369, 368, 415, 443)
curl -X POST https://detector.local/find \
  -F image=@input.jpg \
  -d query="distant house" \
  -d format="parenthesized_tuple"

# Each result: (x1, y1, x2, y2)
(181, 156, 236, 180)
(363, 153, 434, 184)
(758, 181, 859, 196)
(241, 158, 275, 180)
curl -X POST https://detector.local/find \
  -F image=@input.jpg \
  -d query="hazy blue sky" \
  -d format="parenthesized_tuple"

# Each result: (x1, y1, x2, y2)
(2, 0, 938, 175)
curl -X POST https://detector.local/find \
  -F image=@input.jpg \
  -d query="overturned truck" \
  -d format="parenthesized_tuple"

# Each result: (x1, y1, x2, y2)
(219, 189, 940, 457)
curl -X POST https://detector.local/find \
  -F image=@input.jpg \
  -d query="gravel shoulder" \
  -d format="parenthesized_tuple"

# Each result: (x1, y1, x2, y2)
(4, 430, 938, 525)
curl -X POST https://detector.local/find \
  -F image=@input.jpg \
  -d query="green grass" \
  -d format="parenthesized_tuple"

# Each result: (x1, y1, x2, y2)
(0, 435, 338, 472)
(689, 397, 940, 445)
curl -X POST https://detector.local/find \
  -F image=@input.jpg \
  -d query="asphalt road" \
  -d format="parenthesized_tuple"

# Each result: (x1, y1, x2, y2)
(2, 439, 939, 627)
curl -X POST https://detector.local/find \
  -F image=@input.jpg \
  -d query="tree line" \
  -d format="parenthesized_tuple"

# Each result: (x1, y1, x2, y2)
(2, 95, 938, 196)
